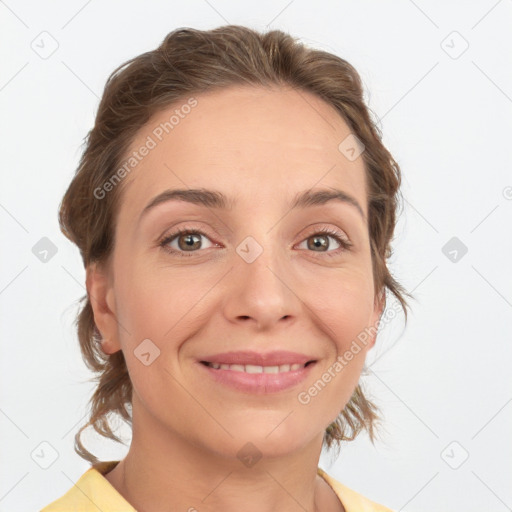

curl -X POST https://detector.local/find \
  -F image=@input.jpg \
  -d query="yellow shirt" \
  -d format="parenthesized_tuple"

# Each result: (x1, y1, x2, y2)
(40, 460, 394, 511)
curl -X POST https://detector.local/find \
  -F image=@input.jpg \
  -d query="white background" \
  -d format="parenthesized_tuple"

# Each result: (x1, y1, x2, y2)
(1, 1, 511, 511)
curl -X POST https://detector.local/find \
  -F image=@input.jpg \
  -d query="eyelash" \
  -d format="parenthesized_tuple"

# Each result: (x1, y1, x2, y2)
(158, 226, 353, 259)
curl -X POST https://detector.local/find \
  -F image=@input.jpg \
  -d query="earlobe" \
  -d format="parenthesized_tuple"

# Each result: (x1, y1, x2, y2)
(86, 263, 121, 355)
(376, 288, 386, 320)
(367, 289, 386, 350)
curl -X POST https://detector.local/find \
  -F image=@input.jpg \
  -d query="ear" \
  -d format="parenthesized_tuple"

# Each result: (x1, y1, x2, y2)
(86, 262, 121, 355)
(366, 288, 386, 351)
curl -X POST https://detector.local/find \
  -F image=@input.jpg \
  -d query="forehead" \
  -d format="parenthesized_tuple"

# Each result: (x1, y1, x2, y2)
(117, 84, 367, 221)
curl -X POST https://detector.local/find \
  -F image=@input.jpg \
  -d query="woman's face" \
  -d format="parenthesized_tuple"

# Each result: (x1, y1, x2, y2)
(90, 84, 384, 459)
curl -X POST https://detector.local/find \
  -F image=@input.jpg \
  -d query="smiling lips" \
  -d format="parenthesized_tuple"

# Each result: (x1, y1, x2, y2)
(198, 350, 317, 394)
(203, 361, 307, 373)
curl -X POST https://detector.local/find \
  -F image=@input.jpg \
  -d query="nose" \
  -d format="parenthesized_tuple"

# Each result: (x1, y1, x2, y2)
(223, 237, 300, 330)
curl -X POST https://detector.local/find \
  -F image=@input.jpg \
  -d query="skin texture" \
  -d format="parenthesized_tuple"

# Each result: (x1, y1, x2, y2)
(87, 84, 384, 512)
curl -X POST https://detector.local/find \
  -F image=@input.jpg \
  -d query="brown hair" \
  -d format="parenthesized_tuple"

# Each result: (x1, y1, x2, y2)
(58, 24, 413, 464)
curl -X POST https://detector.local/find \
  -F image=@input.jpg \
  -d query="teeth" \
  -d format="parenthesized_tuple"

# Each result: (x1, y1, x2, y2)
(207, 362, 306, 373)
(245, 364, 263, 373)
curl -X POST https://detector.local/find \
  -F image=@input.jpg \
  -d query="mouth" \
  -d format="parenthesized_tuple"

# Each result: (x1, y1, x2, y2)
(197, 353, 318, 394)
(200, 360, 316, 373)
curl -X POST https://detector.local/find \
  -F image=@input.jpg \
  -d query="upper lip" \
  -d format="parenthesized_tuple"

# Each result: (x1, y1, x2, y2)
(199, 350, 317, 366)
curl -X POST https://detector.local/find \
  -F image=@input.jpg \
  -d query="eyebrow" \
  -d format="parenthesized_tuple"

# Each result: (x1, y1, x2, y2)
(138, 187, 366, 224)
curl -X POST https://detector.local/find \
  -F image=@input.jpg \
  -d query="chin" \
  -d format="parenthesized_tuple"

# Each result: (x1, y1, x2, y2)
(212, 418, 318, 462)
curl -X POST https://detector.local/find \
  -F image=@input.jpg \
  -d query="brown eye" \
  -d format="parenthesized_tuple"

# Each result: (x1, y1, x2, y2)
(159, 229, 216, 257)
(177, 232, 202, 251)
(297, 228, 352, 257)
(307, 234, 331, 252)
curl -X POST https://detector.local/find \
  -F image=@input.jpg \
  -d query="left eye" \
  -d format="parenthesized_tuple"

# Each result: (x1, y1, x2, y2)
(296, 231, 348, 253)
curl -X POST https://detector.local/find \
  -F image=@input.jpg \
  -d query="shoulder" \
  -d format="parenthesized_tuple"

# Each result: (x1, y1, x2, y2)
(40, 461, 136, 512)
(317, 467, 395, 512)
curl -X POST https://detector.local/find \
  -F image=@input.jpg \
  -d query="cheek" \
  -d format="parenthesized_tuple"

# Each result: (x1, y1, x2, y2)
(297, 278, 374, 424)
(113, 259, 220, 385)
(309, 269, 375, 350)
(115, 258, 210, 332)
(111, 265, 199, 408)
(293, 270, 374, 399)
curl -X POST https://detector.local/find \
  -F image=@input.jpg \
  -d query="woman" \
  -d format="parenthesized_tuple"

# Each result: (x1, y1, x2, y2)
(41, 24, 411, 512)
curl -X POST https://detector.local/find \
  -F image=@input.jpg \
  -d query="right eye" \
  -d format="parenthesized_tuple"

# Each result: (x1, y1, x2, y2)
(158, 229, 218, 257)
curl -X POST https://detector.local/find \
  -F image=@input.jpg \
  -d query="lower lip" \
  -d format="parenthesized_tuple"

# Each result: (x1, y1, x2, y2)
(197, 361, 316, 394)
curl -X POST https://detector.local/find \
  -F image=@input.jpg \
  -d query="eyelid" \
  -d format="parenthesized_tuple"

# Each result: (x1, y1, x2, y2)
(300, 224, 351, 243)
